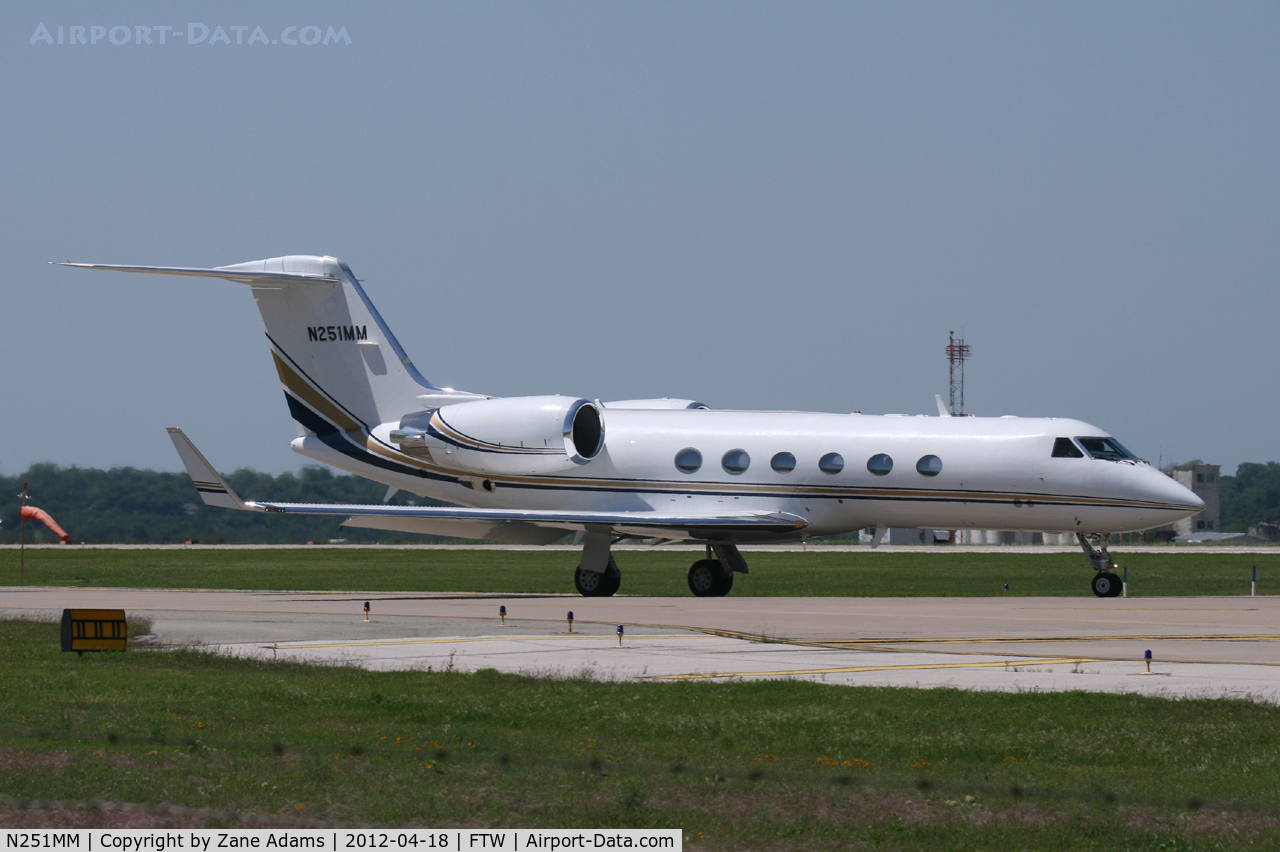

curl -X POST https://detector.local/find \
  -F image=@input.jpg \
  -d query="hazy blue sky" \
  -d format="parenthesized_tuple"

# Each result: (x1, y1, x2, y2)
(4, 2, 1277, 476)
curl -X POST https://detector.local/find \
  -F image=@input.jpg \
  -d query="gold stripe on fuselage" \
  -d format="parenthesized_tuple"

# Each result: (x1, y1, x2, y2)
(272, 349, 1190, 513)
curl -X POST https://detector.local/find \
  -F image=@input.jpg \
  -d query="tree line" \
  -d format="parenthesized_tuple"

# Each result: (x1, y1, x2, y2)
(0, 464, 448, 544)
(1221, 462, 1280, 532)
(2, 461, 1278, 544)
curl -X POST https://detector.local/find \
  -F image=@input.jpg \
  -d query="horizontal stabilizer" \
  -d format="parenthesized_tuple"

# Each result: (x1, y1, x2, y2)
(53, 262, 340, 286)
(166, 428, 251, 511)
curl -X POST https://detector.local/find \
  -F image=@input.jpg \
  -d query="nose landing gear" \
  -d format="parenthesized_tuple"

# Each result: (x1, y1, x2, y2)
(1078, 533, 1122, 598)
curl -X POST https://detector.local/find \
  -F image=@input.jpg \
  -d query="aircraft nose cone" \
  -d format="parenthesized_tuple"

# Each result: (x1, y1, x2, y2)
(1146, 467, 1204, 513)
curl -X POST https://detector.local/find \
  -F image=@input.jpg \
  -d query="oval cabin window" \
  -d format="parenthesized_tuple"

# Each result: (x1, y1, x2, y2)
(675, 448, 702, 473)
(867, 453, 893, 476)
(916, 455, 943, 477)
(722, 449, 751, 475)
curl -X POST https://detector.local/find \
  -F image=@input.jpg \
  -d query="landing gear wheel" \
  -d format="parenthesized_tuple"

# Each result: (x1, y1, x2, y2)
(575, 567, 605, 596)
(688, 559, 733, 597)
(1091, 572, 1121, 598)
(574, 560, 621, 597)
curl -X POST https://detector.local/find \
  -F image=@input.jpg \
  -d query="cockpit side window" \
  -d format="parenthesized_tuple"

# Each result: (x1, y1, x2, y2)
(1076, 436, 1135, 461)
(1052, 437, 1084, 458)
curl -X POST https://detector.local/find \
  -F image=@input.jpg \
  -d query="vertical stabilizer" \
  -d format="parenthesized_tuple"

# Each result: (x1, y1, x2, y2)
(57, 255, 484, 436)
(226, 255, 434, 433)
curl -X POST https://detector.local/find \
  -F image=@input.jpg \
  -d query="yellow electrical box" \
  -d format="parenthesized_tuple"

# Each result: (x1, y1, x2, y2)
(61, 609, 127, 653)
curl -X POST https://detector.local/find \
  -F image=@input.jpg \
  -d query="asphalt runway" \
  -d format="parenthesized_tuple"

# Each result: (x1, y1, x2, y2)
(4, 586, 1278, 702)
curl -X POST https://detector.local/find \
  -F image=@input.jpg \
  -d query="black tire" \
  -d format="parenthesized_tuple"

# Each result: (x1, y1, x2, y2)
(1091, 572, 1121, 598)
(599, 565, 621, 597)
(688, 559, 733, 597)
(575, 560, 621, 597)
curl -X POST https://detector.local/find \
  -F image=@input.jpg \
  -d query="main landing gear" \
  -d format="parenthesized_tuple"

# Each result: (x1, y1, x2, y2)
(1078, 533, 1122, 598)
(570, 534, 750, 598)
(575, 556, 622, 597)
(686, 544, 748, 598)
(687, 559, 734, 597)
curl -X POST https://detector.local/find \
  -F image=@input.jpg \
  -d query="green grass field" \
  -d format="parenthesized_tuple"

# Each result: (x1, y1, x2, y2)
(2, 546, 1277, 597)
(2, 619, 1279, 849)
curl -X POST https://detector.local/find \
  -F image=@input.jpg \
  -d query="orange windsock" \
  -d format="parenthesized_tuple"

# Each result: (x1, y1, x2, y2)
(20, 505, 70, 543)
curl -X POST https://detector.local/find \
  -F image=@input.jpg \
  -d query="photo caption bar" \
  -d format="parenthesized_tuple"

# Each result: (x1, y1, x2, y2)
(3, 830, 682, 851)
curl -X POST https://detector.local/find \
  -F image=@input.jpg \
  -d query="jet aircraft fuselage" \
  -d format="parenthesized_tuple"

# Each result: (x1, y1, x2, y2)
(58, 254, 1204, 598)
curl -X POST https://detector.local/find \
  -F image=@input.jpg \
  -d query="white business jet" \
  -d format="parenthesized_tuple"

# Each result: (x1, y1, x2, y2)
(60, 255, 1203, 598)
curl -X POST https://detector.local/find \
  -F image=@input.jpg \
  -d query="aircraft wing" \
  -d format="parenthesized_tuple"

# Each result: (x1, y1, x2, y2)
(254, 501, 807, 538)
(167, 428, 807, 544)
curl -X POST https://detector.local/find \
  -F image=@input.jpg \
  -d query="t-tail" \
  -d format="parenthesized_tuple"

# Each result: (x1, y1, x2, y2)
(55, 255, 485, 438)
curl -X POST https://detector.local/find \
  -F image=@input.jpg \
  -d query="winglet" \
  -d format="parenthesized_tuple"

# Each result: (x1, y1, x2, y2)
(935, 394, 952, 417)
(166, 428, 253, 511)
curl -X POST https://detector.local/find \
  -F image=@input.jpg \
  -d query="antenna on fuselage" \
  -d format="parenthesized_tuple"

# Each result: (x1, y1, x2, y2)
(946, 331, 972, 416)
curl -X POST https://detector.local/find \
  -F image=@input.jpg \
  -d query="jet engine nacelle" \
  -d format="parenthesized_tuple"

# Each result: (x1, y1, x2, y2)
(389, 395, 605, 475)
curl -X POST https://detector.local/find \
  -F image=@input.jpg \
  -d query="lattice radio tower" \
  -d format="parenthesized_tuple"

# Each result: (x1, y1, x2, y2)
(946, 331, 971, 416)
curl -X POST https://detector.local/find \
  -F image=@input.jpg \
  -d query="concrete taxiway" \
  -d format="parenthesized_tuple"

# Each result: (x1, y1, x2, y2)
(3, 587, 1278, 702)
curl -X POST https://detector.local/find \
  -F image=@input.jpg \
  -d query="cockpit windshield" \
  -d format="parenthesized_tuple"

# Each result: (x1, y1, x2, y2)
(1076, 436, 1135, 461)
